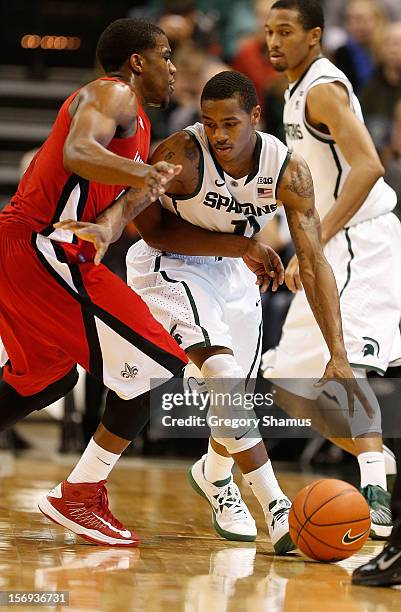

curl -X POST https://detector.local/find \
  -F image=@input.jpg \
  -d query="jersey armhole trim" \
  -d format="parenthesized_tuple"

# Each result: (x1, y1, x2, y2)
(165, 130, 204, 201)
(275, 150, 292, 200)
(303, 77, 352, 144)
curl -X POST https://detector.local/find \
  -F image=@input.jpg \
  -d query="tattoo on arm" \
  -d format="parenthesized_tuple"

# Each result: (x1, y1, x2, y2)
(286, 206, 321, 263)
(282, 158, 314, 199)
(163, 150, 176, 162)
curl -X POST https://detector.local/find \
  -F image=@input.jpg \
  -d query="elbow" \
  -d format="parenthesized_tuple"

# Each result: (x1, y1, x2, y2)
(63, 142, 90, 174)
(366, 160, 385, 183)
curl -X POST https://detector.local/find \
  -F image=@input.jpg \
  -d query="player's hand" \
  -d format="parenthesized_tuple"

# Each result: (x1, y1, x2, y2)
(316, 358, 375, 419)
(53, 220, 112, 265)
(144, 161, 182, 201)
(285, 254, 302, 293)
(243, 240, 284, 293)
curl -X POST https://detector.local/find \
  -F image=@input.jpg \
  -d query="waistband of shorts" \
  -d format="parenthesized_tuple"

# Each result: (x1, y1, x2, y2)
(144, 245, 225, 264)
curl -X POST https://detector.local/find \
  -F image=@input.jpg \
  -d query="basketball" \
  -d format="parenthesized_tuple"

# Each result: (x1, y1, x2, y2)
(289, 479, 371, 562)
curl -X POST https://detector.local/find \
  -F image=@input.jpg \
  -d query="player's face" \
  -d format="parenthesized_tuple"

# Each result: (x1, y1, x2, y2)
(265, 9, 319, 73)
(201, 97, 260, 165)
(140, 34, 176, 108)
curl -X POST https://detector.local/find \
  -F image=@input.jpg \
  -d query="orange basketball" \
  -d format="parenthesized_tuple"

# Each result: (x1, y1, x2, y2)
(289, 479, 371, 562)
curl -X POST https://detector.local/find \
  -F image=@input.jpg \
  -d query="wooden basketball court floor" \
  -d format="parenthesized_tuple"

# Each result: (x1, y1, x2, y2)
(1, 453, 401, 611)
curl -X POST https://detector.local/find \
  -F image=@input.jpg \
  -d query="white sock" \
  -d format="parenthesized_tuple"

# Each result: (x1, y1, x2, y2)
(243, 460, 284, 515)
(383, 444, 397, 476)
(67, 438, 121, 483)
(358, 451, 387, 490)
(204, 440, 234, 484)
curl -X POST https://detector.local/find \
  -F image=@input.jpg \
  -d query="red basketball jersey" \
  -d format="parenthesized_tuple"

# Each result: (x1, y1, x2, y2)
(0, 77, 151, 238)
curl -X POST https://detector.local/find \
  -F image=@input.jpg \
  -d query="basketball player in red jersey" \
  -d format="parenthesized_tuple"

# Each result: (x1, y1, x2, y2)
(0, 18, 190, 547)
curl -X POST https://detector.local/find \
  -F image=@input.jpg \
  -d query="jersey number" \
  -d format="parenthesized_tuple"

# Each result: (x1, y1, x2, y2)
(231, 217, 260, 237)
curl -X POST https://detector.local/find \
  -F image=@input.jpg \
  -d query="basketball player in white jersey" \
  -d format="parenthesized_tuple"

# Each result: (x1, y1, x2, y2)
(58, 70, 371, 554)
(262, 0, 401, 539)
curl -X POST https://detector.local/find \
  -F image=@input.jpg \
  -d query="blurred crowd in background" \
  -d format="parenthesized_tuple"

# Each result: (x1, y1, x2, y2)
(1, 0, 401, 463)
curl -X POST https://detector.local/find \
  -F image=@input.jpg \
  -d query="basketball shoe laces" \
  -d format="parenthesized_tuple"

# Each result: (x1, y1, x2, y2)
(80, 481, 125, 531)
(214, 482, 249, 521)
(361, 484, 391, 521)
(269, 498, 290, 530)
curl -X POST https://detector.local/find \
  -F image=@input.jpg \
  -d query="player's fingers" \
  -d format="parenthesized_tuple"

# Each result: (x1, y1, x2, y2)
(269, 251, 285, 283)
(262, 251, 275, 278)
(354, 384, 375, 418)
(294, 272, 303, 291)
(285, 271, 296, 293)
(155, 161, 182, 176)
(258, 274, 270, 293)
(347, 387, 355, 419)
(54, 220, 86, 230)
(75, 229, 97, 244)
(94, 244, 107, 266)
(314, 375, 327, 388)
(169, 164, 182, 177)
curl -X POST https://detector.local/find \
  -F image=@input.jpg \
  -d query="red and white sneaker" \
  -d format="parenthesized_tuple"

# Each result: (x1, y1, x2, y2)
(38, 480, 140, 547)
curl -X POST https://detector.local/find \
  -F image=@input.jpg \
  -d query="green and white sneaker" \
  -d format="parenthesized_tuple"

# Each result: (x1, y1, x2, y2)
(188, 455, 257, 542)
(360, 484, 392, 540)
(265, 497, 296, 555)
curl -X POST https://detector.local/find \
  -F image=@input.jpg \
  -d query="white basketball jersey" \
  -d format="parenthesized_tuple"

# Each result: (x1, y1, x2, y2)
(284, 57, 396, 225)
(160, 122, 290, 238)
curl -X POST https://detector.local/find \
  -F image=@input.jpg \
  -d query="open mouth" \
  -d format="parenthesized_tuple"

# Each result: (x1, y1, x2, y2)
(169, 81, 175, 93)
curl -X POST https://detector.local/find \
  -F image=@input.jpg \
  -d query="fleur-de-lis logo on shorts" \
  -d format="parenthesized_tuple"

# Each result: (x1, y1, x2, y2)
(121, 363, 139, 379)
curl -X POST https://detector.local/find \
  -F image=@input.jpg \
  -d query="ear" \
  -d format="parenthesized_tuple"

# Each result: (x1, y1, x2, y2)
(129, 53, 144, 75)
(309, 27, 322, 48)
(251, 105, 261, 126)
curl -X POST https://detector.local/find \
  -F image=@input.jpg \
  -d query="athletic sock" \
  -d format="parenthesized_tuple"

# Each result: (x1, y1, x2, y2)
(358, 451, 387, 490)
(242, 460, 284, 515)
(204, 440, 234, 485)
(67, 438, 120, 484)
(383, 444, 397, 477)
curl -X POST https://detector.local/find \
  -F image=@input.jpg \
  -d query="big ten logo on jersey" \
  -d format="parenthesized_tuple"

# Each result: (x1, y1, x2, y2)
(257, 176, 273, 185)
(284, 123, 303, 140)
(203, 192, 277, 217)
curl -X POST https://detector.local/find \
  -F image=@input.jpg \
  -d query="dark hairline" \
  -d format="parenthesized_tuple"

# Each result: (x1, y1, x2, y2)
(201, 92, 255, 114)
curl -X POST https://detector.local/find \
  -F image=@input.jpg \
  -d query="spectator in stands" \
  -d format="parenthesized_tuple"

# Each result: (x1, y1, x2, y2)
(149, 42, 229, 141)
(145, 0, 257, 60)
(333, 0, 387, 93)
(157, 0, 221, 55)
(323, 0, 401, 28)
(360, 22, 401, 152)
(232, 0, 280, 112)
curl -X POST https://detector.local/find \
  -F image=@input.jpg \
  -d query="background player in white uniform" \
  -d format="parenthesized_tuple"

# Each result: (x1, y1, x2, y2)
(59, 70, 372, 554)
(263, 0, 401, 539)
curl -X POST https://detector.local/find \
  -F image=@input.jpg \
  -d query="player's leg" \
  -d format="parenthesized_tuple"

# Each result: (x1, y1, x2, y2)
(189, 347, 294, 554)
(14, 238, 188, 546)
(352, 437, 401, 587)
(39, 380, 181, 547)
(0, 366, 78, 430)
(262, 280, 392, 534)
(127, 247, 259, 542)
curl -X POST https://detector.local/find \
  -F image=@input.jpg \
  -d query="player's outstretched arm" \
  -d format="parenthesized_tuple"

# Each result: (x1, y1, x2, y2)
(306, 82, 384, 244)
(63, 79, 181, 198)
(278, 153, 373, 417)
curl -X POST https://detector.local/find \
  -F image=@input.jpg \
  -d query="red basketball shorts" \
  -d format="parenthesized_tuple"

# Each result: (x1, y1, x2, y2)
(0, 225, 188, 397)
